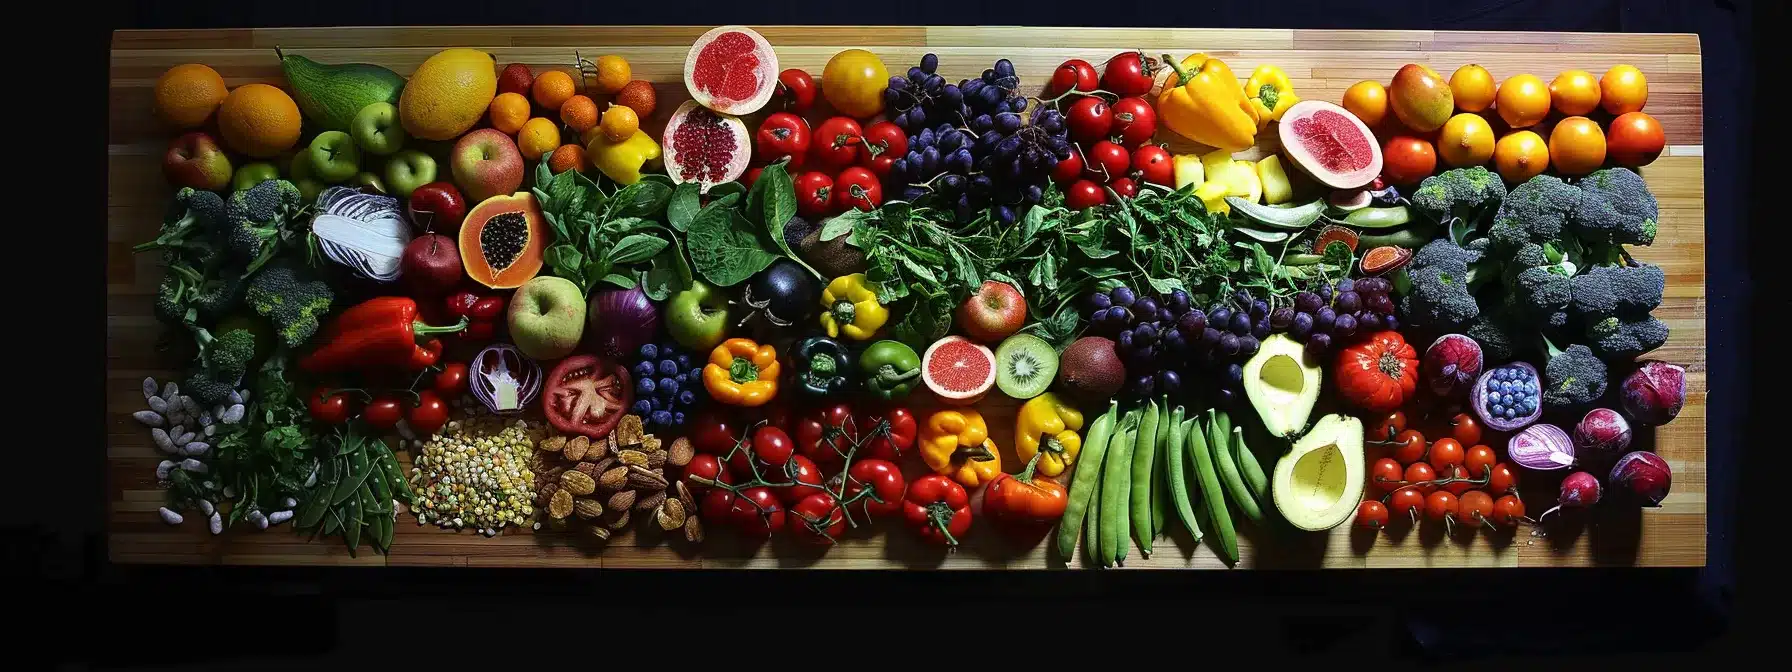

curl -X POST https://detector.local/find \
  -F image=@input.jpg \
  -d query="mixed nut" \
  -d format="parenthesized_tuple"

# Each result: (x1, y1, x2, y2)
(532, 415, 699, 541)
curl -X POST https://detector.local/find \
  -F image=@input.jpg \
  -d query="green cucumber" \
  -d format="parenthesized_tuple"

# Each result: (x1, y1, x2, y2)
(277, 47, 407, 132)
(1342, 205, 1413, 229)
(1356, 217, 1441, 249)
(1057, 401, 1117, 562)
(1227, 197, 1327, 230)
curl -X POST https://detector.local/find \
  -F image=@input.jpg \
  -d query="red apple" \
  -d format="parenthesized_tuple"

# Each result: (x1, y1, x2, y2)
(955, 280, 1027, 343)
(163, 132, 233, 191)
(451, 128, 524, 202)
(407, 181, 468, 235)
(497, 63, 534, 97)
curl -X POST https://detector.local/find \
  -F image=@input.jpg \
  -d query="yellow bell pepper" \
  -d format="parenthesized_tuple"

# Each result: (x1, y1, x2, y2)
(1244, 65, 1300, 129)
(919, 409, 1001, 488)
(1156, 53, 1260, 152)
(586, 129, 661, 185)
(1015, 393, 1084, 479)
(701, 338, 780, 407)
(819, 273, 888, 341)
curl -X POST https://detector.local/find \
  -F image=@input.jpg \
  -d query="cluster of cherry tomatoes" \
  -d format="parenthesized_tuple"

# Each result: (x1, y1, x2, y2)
(307, 362, 469, 437)
(1354, 409, 1529, 534)
(748, 114, 895, 218)
(1042, 54, 1172, 210)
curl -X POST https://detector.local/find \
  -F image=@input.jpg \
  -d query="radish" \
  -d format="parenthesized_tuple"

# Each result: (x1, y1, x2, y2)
(1540, 471, 1602, 521)
(1610, 451, 1672, 506)
(1573, 408, 1633, 457)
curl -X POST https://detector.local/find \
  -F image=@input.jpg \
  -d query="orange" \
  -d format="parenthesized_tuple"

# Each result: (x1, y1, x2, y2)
(560, 95, 600, 134)
(547, 144, 590, 174)
(488, 92, 531, 135)
(1600, 64, 1648, 115)
(1548, 116, 1606, 176)
(1438, 113, 1495, 167)
(217, 83, 302, 158)
(155, 64, 229, 129)
(1342, 80, 1389, 128)
(1549, 70, 1601, 116)
(1493, 130, 1549, 183)
(1495, 74, 1550, 129)
(517, 117, 561, 161)
(533, 70, 577, 112)
(587, 55, 632, 95)
(1607, 111, 1665, 167)
(614, 80, 658, 119)
(1449, 64, 1496, 113)
(599, 104, 639, 143)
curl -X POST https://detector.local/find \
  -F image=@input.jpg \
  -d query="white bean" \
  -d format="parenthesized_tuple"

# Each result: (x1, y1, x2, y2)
(228, 390, 243, 405)
(281, 497, 297, 508)
(171, 428, 191, 447)
(182, 442, 210, 457)
(142, 377, 159, 401)
(238, 389, 252, 404)
(168, 412, 186, 427)
(180, 396, 200, 416)
(156, 460, 177, 480)
(222, 485, 237, 498)
(162, 382, 178, 400)
(179, 459, 208, 474)
(268, 510, 293, 525)
(222, 404, 246, 424)
(204, 424, 216, 438)
(148, 396, 168, 414)
(208, 511, 223, 534)
(133, 411, 165, 428)
(158, 507, 183, 525)
(151, 428, 176, 454)
(198, 499, 214, 516)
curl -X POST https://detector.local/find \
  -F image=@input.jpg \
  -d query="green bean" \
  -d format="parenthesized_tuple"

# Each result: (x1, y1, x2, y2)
(1130, 400, 1160, 558)
(1084, 471, 1103, 567)
(332, 445, 371, 507)
(1283, 253, 1326, 266)
(1187, 417, 1237, 565)
(1164, 408, 1202, 542)
(1234, 427, 1270, 505)
(1101, 413, 1139, 567)
(1151, 397, 1172, 538)
(1357, 218, 1440, 248)
(1342, 204, 1412, 228)
(1209, 410, 1263, 523)
(1057, 401, 1117, 562)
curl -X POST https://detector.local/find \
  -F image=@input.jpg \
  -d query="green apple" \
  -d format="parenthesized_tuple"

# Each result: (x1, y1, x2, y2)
(350, 102, 406, 156)
(384, 149, 438, 198)
(666, 280, 730, 352)
(288, 151, 315, 180)
(507, 276, 587, 360)
(231, 161, 281, 192)
(308, 130, 361, 183)
(295, 177, 325, 204)
(352, 171, 387, 194)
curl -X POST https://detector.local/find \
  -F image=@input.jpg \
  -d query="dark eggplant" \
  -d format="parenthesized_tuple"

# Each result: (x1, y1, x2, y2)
(741, 259, 820, 328)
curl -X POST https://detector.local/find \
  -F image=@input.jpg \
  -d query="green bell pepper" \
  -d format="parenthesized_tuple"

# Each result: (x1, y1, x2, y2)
(791, 336, 853, 397)
(860, 340, 922, 400)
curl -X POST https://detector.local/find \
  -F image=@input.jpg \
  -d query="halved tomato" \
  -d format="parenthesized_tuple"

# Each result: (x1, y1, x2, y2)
(542, 354, 633, 440)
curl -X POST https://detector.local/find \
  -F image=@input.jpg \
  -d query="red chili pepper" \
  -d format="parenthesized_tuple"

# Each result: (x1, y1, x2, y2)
(445, 291, 505, 343)
(300, 297, 468, 374)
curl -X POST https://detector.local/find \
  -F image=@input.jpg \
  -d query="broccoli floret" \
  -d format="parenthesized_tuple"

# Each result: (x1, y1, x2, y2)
(1569, 269, 1618, 319)
(184, 327, 256, 404)
(191, 271, 247, 324)
(1585, 314, 1670, 362)
(1541, 337, 1608, 411)
(1572, 167, 1659, 247)
(1464, 312, 1518, 363)
(1488, 175, 1582, 251)
(1398, 238, 1489, 330)
(135, 188, 226, 255)
(1600, 262, 1666, 314)
(245, 262, 334, 348)
(1509, 265, 1574, 326)
(1411, 166, 1507, 225)
(226, 180, 304, 275)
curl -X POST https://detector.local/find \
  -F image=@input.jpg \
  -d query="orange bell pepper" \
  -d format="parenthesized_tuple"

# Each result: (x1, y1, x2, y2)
(919, 409, 1001, 488)
(702, 338, 780, 407)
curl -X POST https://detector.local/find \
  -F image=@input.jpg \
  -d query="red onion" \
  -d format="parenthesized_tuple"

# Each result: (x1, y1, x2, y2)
(1541, 470, 1603, 521)
(1424, 334, 1483, 398)
(1610, 451, 1672, 506)
(1573, 408, 1633, 457)
(470, 344, 541, 414)
(1620, 361, 1686, 427)
(1508, 423, 1575, 471)
(588, 286, 659, 359)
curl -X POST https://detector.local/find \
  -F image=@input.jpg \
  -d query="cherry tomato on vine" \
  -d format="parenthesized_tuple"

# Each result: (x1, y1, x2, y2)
(690, 408, 746, 455)
(1454, 490, 1494, 528)
(789, 492, 846, 544)
(1356, 500, 1390, 530)
(1487, 462, 1518, 495)
(701, 488, 736, 526)
(854, 406, 917, 462)
(730, 486, 786, 539)
(407, 390, 450, 436)
(843, 458, 906, 517)
(859, 121, 907, 166)
(832, 166, 883, 213)
(746, 425, 795, 470)
(776, 68, 817, 113)
(793, 171, 835, 219)
(1065, 97, 1113, 145)
(1109, 177, 1139, 199)
(796, 403, 855, 466)
(432, 362, 469, 399)
(1369, 410, 1408, 443)
(1424, 490, 1458, 522)
(1442, 465, 1476, 495)
(777, 454, 825, 505)
(1085, 140, 1131, 183)
(1051, 148, 1085, 185)
(1044, 59, 1099, 98)
(1101, 52, 1156, 98)
(1371, 457, 1405, 492)
(1492, 494, 1526, 526)
(362, 396, 404, 430)
(1064, 179, 1107, 209)
(1390, 487, 1426, 521)
(1404, 462, 1438, 492)
(1463, 444, 1497, 480)
(1131, 145, 1173, 187)
(309, 387, 353, 425)
(1391, 429, 1427, 464)
(683, 454, 731, 493)
(1108, 96, 1158, 148)
(1449, 413, 1483, 447)
(1429, 438, 1465, 473)
(809, 116, 863, 172)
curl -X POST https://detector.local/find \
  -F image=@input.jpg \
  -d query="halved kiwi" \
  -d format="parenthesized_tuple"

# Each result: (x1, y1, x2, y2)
(994, 333, 1059, 400)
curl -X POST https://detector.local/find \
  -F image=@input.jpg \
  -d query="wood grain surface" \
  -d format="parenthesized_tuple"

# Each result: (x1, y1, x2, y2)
(108, 26, 1706, 569)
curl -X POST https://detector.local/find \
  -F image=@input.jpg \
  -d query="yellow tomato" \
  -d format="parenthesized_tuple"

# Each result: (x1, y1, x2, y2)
(1548, 116, 1607, 176)
(1342, 80, 1389, 128)
(1549, 70, 1602, 116)
(1495, 74, 1551, 129)
(1600, 64, 1648, 115)
(1449, 64, 1497, 113)
(1493, 130, 1549, 183)
(822, 49, 889, 119)
(1438, 113, 1495, 167)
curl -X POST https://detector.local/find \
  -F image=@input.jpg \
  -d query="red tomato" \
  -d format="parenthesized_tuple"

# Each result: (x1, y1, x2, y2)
(1441, 465, 1475, 495)
(1488, 462, 1518, 495)
(832, 166, 883, 213)
(432, 362, 469, 399)
(776, 454, 825, 505)
(1369, 410, 1408, 444)
(1064, 179, 1107, 210)
(795, 404, 855, 466)
(1606, 111, 1665, 167)
(741, 166, 764, 190)
(855, 406, 917, 462)
(1463, 444, 1497, 480)
(1492, 494, 1526, 526)
(1423, 490, 1458, 522)
(902, 474, 972, 546)
(1454, 490, 1494, 528)
(859, 121, 908, 168)
(1045, 59, 1099, 98)
(793, 171, 835, 219)
(1335, 331, 1420, 413)
(1371, 457, 1405, 492)
(690, 408, 747, 456)
(1102, 52, 1156, 98)
(1130, 145, 1173, 187)
(776, 68, 817, 113)
(1448, 413, 1482, 447)
(862, 153, 895, 179)
(1404, 461, 1438, 493)
(1109, 97, 1158, 148)
(407, 390, 449, 436)
(1428, 438, 1465, 472)
(683, 454, 731, 493)
(790, 492, 846, 544)
(809, 116, 863, 172)
(362, 397, 404, 430)
(1065, 97, 1113, 145)
(1381, 135, 1438, 186)
(309, 387, 353, 425)
(1109, 177, 1138, 199)
(1390, 429, 1427, 464)
(1051, 148, 1085, 185)
(1390, 487, 1426, 521)
(748, 425, 795, 469)
(730, 486, 786, 539)
(755, 112, 812, 169)
(1355, 500, 1390, 530)
(701, 488, 736, 526)
(844, 458, 906, 518)
(1084, 141, 1131, 183)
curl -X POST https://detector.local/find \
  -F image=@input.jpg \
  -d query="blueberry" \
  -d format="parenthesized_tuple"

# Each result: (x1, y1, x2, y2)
(674, 411, 686, 425)
(677, 371, 691, 384)
(639, 344, 660, 360)
(1488, 391, 1501, 403)
(660, 377, 679, 395)
(679, 390, 697, 406)
(634, 361, 657, 379)
(1503, 407, 1517, 419)
(637, 378, 657, 395)
(675, 353, 692, 370)
(1492, 404, 1506, 416)
(649, 396, 665, 411)
(659, 360, 679, 377)
(651, 410, 674, 426)
(632, 400, 653, 416)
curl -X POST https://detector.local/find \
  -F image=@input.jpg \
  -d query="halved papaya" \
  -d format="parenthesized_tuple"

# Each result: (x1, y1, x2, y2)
(459, 192, 547, 289)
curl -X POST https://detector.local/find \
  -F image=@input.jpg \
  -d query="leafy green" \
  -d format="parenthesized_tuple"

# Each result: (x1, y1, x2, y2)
(682, 163, 822, 287)
(532, 162, 677, 296)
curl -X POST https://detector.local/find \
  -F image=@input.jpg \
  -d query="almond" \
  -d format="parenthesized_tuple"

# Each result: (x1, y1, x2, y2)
(635, 490, 667, 513)
(616, 415, 645, 446)
(599, 467, 629, 492)
(575, 461, 600, 478)
(592, 456, 617, 474)
(641, 435, 663, 453)
(607, 489, 637, 512)
(604, 509, 631, 530)
(617, 449, 650, 468)
(657, 498, 687, 530)
(599, 433, 617, 460)
(573, 498, 604, 520)
(560, 469, 597, 496)
(626, 465, 669, 491)
(675, 481, 697, 515)
(646, 451, 666, 470)
(667, 437, 694, 467)
(536, 481, 561, 507)
(538, 435, 567, 453)
(548, 488, 574, 519)
(564, 435, 592, 461)
(683, 515, 704, 543)
(588, 525, 612, 541)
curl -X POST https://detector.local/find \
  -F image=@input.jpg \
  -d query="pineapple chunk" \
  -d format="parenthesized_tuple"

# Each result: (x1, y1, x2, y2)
(1194, 181, 1230, 214)
(1256, 155, 1294, 204)
(1173, 154, 1205, 189)
(1233, 161, 1263, 203)
(1199, 148, 1234, 175)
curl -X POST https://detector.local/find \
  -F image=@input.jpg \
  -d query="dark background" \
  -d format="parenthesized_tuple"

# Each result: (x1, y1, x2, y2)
(38, 0, 1765, 666)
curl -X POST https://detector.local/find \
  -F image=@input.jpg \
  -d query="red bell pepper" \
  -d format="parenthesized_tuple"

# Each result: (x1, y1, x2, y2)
(300, 297, 468, 374)
(855, 406, 917, 461)
(902, 473, 971, 547)
(445, 290, 506, 342)
(984, 453, 1070, 526)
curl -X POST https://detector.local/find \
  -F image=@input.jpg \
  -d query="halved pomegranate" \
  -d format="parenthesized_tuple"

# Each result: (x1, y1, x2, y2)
(684, 25, 779, 116)
(663, 100, 751, 193)
(543, 354, 633, 440)
(1279, 100, 1383, 190)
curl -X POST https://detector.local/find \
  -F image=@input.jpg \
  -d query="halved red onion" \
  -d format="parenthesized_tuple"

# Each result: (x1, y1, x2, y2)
(1508, 423, 1575, 471)
(471, 344, 541, 414)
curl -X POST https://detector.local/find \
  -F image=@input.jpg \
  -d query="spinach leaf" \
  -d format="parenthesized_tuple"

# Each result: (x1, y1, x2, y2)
(667, 182, 702, 233)
(756, 164, 821, 280)
(610, 233, 669, 265)
(688, 204, 778, 287)
(891, 287, 953, 351)
(612, 180, 672, 219)
(600, 273, 636, 289)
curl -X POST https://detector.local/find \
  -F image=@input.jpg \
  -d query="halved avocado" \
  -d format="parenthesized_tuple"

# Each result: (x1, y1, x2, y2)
(1242, 333, 1321, 438)
(1272, 414, 1365, 531)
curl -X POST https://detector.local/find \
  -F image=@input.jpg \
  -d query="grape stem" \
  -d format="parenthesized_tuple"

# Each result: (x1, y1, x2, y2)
(1032, 87, 1120, 110)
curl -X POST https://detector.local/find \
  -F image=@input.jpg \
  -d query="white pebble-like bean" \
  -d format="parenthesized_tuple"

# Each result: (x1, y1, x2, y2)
(168, 411, 186, 427)
(222, 485, 236, 499)
(208, 511, 223, 534)
(228, 390, 243, 405)
(142, 377, 159, 400)
(156, 460, 177, 481)
(204, 424, 216, 437)
(182, 442, 210, 457)
(282, 497, 297, 508)
(158, 507, 183, 525)
(180, 396, 199, 416)
(133, 411, 165, 428)
(152, 428, 176, 454)
(221, 405, 245, 424)
(268, 510, 293, 525)
(179, 459, 208, 474)
(198, 499, 214, 516)
(162, 382, 178, 400)
(172, 428, 191, 447)
(238, 389, 251, 404)
(148, 396, 169, 414)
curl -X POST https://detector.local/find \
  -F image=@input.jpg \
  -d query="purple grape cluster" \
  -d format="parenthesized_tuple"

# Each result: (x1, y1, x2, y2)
(1086, 286, 1199, 397)
(1284, 276, 1398, 360)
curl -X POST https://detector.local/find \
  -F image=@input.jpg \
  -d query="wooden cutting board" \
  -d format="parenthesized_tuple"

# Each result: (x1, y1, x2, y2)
(107, 26, 1705, 568)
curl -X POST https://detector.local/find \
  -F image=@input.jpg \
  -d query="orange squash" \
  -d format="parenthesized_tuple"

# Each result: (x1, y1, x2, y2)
(459, 192, 547, 289)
